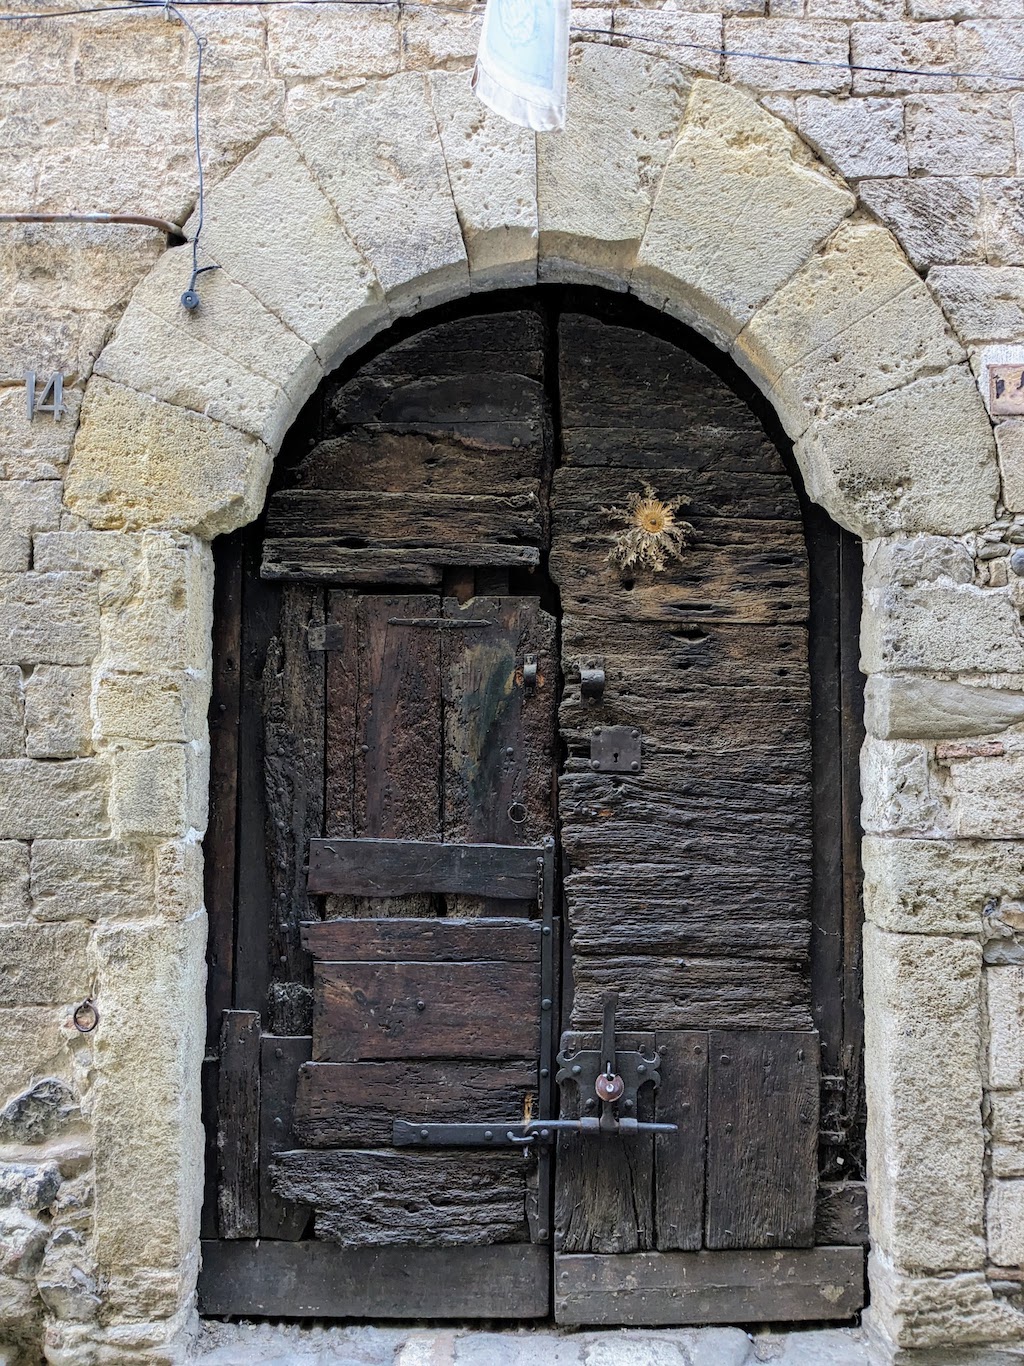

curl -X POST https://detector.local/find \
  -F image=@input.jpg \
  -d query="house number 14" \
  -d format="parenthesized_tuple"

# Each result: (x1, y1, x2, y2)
(25, 372, 65, 422)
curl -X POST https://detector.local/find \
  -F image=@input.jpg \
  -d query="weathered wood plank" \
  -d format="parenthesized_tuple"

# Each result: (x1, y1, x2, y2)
(217, 1010, 260, 1239)
(266, 489, 544, 545)
(555, 466, 801, 523)
(271, 1149, 529, 1246)
(262, 583, 324, 1015)
(815, 1182, 870, 1247)
(553, 1247, 866, 1326)
(554, 1031, 656, 1255)
(654, 1032, 708, 1252)
(198, 1239, 550, 1318)
(313, 959, 541, 1061)
(294, 1059, 537, 1146)
(307, 840, 542, 900)
(559, 687, 811, 752)
(301, 916, 541, 962)
(443, 597, 558, 851)
(259, 1035, 312, 1240)
(262, 546, 445, 584)
(570, 959, 814, 1033)
(706, 1030, 820, 1250)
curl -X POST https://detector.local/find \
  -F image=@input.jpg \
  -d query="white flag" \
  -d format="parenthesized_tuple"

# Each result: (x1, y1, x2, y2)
(472, 0, 571, 133)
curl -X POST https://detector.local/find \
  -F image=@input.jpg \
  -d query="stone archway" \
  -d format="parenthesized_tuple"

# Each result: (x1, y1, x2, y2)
(63, 52, 1021, 1359)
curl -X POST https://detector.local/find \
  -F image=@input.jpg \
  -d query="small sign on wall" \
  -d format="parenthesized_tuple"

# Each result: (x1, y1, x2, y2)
(990, 364, 1024, 417)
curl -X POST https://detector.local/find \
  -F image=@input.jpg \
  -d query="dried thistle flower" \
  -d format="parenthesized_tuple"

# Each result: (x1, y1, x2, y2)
(603, 482, 696, 573)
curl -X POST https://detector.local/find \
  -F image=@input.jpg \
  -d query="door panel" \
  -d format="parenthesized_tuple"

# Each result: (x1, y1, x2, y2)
(202, 298, 866, 1325)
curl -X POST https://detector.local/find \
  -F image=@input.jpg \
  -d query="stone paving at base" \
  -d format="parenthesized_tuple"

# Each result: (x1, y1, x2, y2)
(193, 1323, 879, 1366)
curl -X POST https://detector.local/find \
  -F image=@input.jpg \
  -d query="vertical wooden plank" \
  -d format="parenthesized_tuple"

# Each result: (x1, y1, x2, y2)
(206, 531, 242, 1045)
(443, 597, 557, 848)
(218, 1010, 261, 1238)
(201, 1056, 219, 1240)
(263, 583, 325, 1032)
(260, 1035, 313, 1240)
(324, 592, 359, 841)
(654, 1030, 708, 1251)
(235, 534, 278, 1015)
(355, 596, 443, 842)
(705, 1030, 819, 1250)
(554, 1030, 656, 1254)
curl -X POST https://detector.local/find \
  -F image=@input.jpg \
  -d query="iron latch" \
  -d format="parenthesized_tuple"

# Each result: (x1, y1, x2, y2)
(590, 726, 642, 773)
(555, 991, 674, 1137)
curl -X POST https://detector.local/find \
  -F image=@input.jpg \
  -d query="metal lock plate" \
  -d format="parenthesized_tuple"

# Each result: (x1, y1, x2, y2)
(590, 725, 642, 773)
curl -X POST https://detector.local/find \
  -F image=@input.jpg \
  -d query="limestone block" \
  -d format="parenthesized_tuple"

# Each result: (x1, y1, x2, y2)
(73, 13, 189, 83)
(1, 306, 112, 389)
(66, 379, 272, 539)
(724, 19, 850, 93)
(734, 220, 960, 435)
(110, 744, 190, 840)
(33, 530, 141, 585)
(402, 6, 478, 70)
(0, 759, 108, 840)
(635, 81, 854, 349)
(0, 842, 29, 921)
(0, 1080, 79, 1147)
(865, 676, 1024, 741)
(861, 738, 947, 837)
(864, 579, 1024, 674)
(428, 71, 537, 291)
(0, 572, 99, 667)
(795, 367, 998, 539)
(858, 176, 983, 272)
(90, 914, 206, 1288)
(285, 76, 467, 320)
(946, 748, 1024, 838)
(868, 1252, 1024, 1349)
(863, 927, 986, 1271)
(0, 1009, 72, 1107)
(0, 924, 90, 1006)
(955, 21, 1024, 96)
(863, 835, 1024, 934)
(35, 143, 198, 227)
(0, 481, 62, 573)
(25, 666, 91, 759)
(0, 665, 23, 760)
(153, 839, 203, 922)
(996, 420, 1024, 513)
(192, 136, 388, 367)
(986, 966, 1024, 1090)
(793, 95, 908, 178)
(0, 384, 82, 482)
(96, 246, 323, 448)
(99, 533, 213, 677)
(864, 534, 974, 589)
(980, 178, 1024, 270)
(850, 22, 957, 95)
(31, 839, 154, 923)
(906, 94, 1014, 175)
(989, 1180, 1024, 1266)
(536, 43, 692, 286)
(929, 266, 1024, 346)
(266, 4, 400, 78)
(990, 1090, 1024, 1177)
(94, 670, 203, 745)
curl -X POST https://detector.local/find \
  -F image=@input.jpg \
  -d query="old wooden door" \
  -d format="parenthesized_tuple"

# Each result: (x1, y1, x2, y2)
(200, 294, 867, 1324)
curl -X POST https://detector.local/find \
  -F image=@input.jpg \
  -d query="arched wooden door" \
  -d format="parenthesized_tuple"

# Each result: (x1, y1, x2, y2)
(199, 292, 867, 1324)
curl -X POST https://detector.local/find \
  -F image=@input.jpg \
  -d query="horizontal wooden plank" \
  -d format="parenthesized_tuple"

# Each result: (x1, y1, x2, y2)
(554, 466, 801, 522)
(271, 1149, 529, 1246)
(313, 959, 541, 1061)
(553, 1247, 865, 1326)
(307, 838, 542, 898)
(570, 955, 813, 1032)
(267, 489, 544, 545)
(301, 917, 542, 963)
(559, 688, 810, 752)
(561, 617, 809, 686)
(261, 542, 537, 582)
(330, 370, 546, 430)
(199, 1239, 550, 1318)
(294, 1059, 536, 1145)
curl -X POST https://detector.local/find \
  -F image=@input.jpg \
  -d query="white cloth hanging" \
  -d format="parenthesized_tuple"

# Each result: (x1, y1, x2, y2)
(472, 0, 571, 133)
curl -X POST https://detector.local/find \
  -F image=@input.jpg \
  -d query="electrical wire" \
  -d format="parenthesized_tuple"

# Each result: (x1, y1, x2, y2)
(2, 0, 1024, 85)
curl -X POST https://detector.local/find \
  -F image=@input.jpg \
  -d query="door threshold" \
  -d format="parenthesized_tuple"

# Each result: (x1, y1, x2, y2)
(194, 1321, 884, 1365)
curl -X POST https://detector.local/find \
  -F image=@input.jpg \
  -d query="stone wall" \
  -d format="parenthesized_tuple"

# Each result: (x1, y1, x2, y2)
(3, 2, 1024, 1361)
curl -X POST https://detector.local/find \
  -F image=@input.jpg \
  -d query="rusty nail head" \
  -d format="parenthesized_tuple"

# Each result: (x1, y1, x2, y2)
(416, 999, 426, 1011)
(73, 999, 99, 1034)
